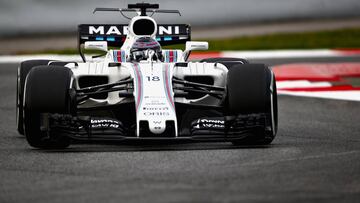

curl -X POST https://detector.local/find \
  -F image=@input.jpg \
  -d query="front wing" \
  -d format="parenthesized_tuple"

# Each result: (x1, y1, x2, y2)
(47, 107, 272, 142)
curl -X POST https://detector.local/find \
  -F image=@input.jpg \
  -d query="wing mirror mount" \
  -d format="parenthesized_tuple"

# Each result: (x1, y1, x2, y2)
(185, 41, 209, 51)
(84, 41, 108, 52)
(183, 41, 208, 61)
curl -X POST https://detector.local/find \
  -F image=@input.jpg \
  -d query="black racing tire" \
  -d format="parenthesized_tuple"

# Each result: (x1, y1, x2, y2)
(23, 66, 74, 149)
(200, 57, 249, 63)
(201, 57, 249, 70)
(226, 64, 278, 145)
(16, 60, 53, 135)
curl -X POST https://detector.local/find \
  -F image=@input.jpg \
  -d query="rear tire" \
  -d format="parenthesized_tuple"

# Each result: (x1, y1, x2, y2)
(225, 64, 278, 145)
(201, 57, 249, 70)
(24, 66, 75, 149)
(16, 60, 53, 135)
(201, 57, 249, 64)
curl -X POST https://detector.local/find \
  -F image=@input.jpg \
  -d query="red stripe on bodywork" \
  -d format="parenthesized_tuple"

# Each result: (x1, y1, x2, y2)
(169, 51, 174, 62)
(117, 51, 121, 62)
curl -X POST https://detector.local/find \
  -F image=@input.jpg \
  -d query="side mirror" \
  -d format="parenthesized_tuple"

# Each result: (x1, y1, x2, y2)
(183, 41, 208, 61)
(185, 41, 209, 51)
(84, 41, 108, 52)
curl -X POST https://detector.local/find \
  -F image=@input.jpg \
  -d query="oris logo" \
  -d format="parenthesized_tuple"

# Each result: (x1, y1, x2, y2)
(144, 112, 170, 116)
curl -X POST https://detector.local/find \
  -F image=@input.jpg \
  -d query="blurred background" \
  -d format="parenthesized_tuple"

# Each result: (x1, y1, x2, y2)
(1, 0, 360, 54)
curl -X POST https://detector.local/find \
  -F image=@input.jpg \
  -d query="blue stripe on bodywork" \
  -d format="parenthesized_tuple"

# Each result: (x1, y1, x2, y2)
(121, 50, 126, 62)
(165, 51, 169, 63)
(113, 50, 116, 62)
(174, 51, 177, 62)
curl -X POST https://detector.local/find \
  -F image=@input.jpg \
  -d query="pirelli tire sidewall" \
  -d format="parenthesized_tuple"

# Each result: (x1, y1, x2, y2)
(226, 64, 278, 144)
(23, 65, 74, 149)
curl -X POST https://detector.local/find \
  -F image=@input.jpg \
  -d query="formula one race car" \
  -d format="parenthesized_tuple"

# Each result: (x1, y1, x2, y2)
(16, 3, 278, 149)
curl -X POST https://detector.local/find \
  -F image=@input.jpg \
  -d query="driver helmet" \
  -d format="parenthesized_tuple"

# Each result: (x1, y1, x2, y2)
(130, 37, 163, 61)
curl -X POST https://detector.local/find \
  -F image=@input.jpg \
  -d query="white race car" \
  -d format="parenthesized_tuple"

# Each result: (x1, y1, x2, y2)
(16, 3, 278, 149)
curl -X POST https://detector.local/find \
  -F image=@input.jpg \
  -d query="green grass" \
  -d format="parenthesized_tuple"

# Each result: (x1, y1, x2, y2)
(23, 27, 360, 55)
(205, 27, 360, 51)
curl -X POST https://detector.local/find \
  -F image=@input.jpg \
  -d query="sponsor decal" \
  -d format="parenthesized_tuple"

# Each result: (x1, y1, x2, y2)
(88, 25, 180, 36)
(158, 26, 180, 35)
(145, 102, 166, 106)
(143, 107, 169, 111)
(89, 26, 129, 35)
(143, 112, 170, 116)
(91, 119, 122, 129)
(144, 96, 166, 99)
(194, 118, 225, 129)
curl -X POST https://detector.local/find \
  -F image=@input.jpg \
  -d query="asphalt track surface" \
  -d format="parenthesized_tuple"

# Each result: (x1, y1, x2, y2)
(0, 57, 360, 203)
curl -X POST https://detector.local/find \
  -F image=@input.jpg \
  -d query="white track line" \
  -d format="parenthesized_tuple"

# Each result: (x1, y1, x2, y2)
(276, 80, 332, 89)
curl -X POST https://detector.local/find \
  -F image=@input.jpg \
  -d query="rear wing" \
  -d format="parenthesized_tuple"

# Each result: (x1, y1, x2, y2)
(78, 24, 191, 47)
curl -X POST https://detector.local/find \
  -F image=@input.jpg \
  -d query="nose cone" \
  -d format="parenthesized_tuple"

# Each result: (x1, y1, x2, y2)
(149, 120, 166, 134)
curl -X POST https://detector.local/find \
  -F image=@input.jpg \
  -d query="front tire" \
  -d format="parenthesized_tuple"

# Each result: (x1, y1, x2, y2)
(225, 64, 278, 145)
(16, 60, 53, 135)
(24, 66, 74, 149)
